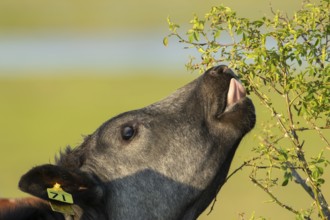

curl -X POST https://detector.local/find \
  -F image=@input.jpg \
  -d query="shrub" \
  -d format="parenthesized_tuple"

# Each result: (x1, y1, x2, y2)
(165, 0, 330, 219)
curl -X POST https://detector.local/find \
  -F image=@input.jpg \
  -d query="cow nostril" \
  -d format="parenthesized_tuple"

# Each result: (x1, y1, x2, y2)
(211, 65, 240, 80)
(215, 65, 228, 73)
(209, 65, 229, 76)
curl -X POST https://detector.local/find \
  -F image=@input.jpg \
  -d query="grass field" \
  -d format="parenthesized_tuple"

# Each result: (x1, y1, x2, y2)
(0, 0, 305, 31)
(0, 71, 328, 219)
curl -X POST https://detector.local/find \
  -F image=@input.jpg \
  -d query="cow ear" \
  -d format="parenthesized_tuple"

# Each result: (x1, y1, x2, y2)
(19, 164, 104, 206)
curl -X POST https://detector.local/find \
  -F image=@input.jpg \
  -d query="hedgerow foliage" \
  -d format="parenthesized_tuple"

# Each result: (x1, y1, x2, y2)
(165, 0, 329, 219)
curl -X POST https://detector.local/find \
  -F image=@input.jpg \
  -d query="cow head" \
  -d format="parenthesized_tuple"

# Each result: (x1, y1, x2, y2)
(18, 65, 256, 220)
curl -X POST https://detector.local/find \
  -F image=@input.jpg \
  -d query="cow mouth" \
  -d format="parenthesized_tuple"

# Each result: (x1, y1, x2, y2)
(225, 78, 246, 112)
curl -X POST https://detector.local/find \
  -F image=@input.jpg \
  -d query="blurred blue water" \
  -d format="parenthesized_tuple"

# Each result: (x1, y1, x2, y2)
(0, 30, 283, 76)
(0, 31, 195, 75)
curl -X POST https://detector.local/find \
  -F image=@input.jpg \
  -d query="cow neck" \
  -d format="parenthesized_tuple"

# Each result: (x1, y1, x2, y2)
(180, 143, 239, 220)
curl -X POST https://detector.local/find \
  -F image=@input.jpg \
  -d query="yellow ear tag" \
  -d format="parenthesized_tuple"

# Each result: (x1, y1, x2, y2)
(47, 183, 74, 204)
(48, 201, 75, 215)
(47, 183, 75, 215)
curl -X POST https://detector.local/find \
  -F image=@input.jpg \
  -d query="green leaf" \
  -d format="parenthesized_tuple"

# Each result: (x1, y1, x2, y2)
(193, 31, 200, 41)
(317, 178, 325, 185)
(163, 37, 169, 47)
(282, 179, 289, 186)
(253, 20, 264, 28)
(198, 47, 205, 53)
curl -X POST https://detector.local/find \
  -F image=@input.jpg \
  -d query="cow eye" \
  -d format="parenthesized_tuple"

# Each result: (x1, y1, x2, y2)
(121, 126, 135, 141)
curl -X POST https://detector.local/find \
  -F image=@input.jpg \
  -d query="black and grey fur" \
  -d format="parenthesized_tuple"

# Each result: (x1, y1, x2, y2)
(0, 65, 256, 220)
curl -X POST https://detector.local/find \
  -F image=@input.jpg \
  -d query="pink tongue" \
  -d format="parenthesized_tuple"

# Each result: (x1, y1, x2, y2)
(227, 78, 246, 106)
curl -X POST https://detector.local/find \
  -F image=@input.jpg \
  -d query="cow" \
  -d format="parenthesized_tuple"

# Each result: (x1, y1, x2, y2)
(0, 65, 256, 220)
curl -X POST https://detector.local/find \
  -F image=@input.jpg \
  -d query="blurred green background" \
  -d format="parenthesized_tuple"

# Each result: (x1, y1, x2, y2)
(0, 0, 327, 219)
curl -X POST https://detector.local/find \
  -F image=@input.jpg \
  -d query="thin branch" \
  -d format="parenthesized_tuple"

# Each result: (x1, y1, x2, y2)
(170, 32, 235, 48)
(285, 92, 300, 145)
(249, 176, 308, 218)
(295, 125, 330, 132)
(307, 120, 330, 149)
(255, 74, 284, 95)
(206, 155, 263, 215)
(244, 164, 304, 170)
(287, 161, 315, 199)
(226, 155, 264, 182)
(289, 90, 305, 108)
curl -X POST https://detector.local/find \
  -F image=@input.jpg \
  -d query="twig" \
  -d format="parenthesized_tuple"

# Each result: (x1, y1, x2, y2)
(249, 176, 308, 218)
(206, 155, 263, 215)
(243, 164, 304, 170)
(307, 120, 330, 149)
(287, 161, 315, 199)
(169, 32, 235, 48)
(262, 137, 330, 218)
(226, 155, 264, 182)
(295, 126, 330, 132)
